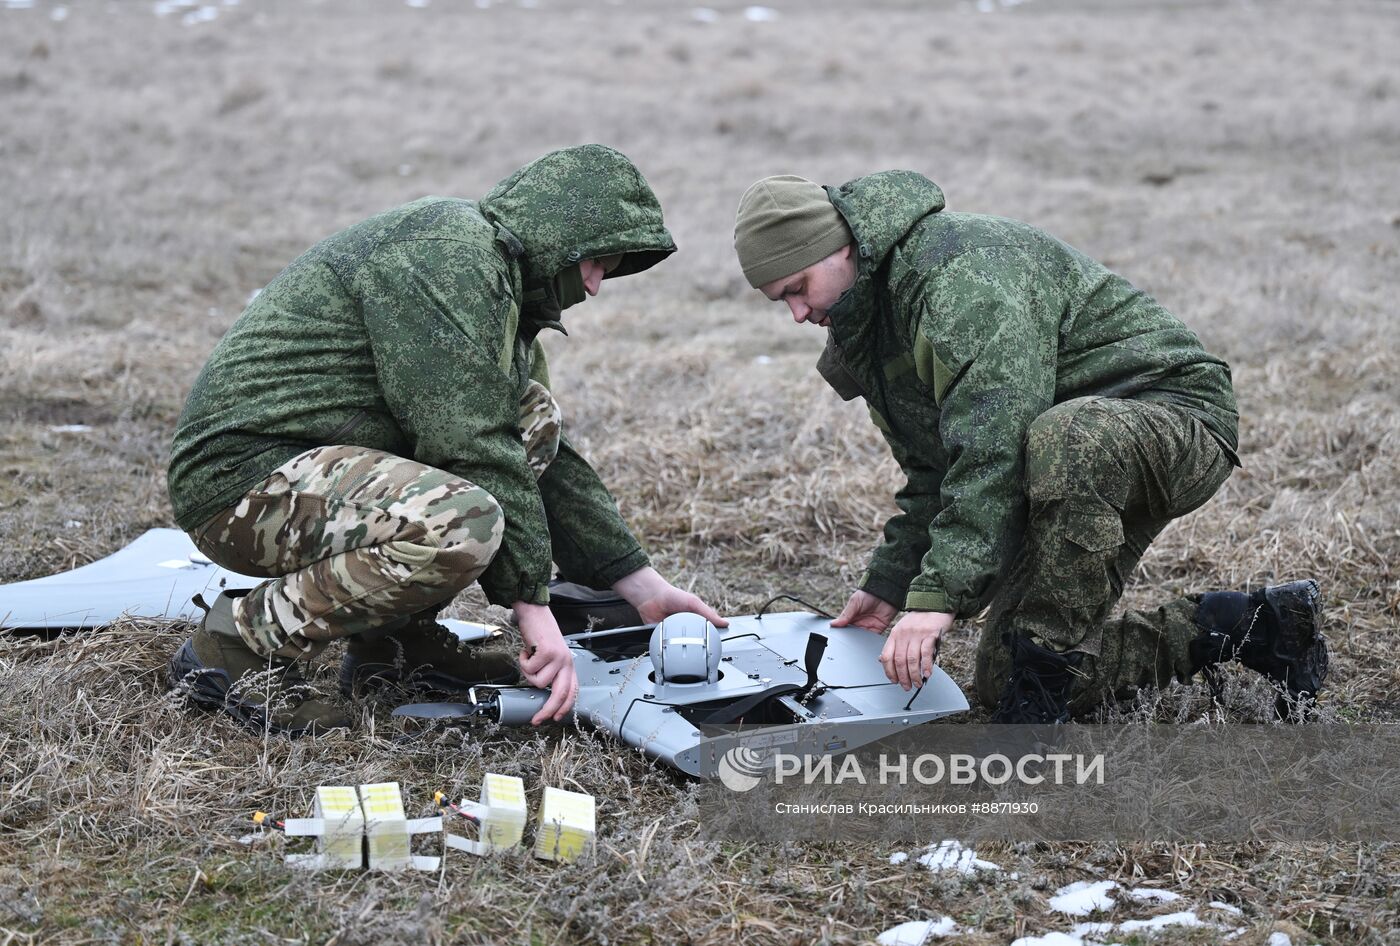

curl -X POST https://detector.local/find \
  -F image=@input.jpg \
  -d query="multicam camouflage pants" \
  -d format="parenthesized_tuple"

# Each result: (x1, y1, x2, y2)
(189, 381, 562, 658)
(973, 396, 1235, 713)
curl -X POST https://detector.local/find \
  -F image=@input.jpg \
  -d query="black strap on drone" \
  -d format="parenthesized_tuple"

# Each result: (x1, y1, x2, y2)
(701, 683, 802, 725)
(702, 632, 828, 725)
(799, 632, 827, 696)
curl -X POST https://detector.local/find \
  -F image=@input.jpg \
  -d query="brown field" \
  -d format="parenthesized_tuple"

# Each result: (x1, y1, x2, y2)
(2, 0, 1398, 943)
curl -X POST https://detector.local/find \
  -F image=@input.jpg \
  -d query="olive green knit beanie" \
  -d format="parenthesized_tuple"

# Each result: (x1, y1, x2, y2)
(734, 175, 853, 289)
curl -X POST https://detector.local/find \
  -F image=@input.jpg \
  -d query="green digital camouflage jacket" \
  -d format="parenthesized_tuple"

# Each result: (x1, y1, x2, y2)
(817, 171, 1239, 617)
(168, 145, 676, 607)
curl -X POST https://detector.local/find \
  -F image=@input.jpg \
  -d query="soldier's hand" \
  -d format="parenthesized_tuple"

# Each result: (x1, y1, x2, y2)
(514, 602, 579, 724)
(831, 590, 899, 634)
(879, 611, 954, 691)
(614, 566, 730, 628)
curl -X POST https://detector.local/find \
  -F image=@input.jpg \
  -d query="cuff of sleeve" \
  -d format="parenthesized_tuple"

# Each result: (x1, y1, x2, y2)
(904, 589, 952, 613)
(858, 570, 909, 610)
(483, 578, 550, 608)
(519, 581, 550, 606)
(590, 547, 651, 589)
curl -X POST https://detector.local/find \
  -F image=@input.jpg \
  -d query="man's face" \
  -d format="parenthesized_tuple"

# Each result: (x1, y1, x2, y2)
(758, 244, 858, 328)
(579, 253, 625, 297)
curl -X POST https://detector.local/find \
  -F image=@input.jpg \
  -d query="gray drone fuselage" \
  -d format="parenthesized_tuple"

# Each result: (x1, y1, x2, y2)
(412, 611, 969, 777)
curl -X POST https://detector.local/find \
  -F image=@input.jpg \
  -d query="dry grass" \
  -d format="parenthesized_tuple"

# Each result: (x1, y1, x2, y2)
(2, 0, 1398, 943)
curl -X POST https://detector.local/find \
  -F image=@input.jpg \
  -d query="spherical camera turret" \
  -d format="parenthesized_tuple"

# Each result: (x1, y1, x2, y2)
(648, 612, 722, 685)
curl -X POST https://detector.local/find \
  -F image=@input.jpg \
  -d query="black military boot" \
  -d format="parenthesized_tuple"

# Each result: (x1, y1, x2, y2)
(167, 590, 352, 737)
(990, 633, 1086, 724)
(339, 610, 520, 699)
(1189, 579, 1327, 719)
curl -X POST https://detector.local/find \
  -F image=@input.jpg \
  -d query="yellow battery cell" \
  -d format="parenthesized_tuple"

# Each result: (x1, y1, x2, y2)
(282, 785, 365, 870)
(358, 782, 411, 871)
(315, 786, 365, 869)
(534, 787, 595, 864)
(480, 774, 528, 850)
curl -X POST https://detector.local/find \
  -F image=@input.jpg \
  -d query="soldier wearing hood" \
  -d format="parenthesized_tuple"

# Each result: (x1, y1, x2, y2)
(734, 173, 1327, 723)
(167, 145, 725, 735)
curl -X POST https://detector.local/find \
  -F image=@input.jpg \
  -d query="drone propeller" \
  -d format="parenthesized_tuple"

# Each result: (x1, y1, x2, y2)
(391, 701, 490, 722)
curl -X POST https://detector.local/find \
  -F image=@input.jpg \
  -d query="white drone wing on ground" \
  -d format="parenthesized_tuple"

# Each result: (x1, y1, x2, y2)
(0, 528, 501, 643)
(0, 529, 259, 629)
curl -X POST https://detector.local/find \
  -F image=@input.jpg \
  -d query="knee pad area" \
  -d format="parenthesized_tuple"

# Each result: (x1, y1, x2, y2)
(1025, 400, 1122, 507)
(441, 489, 505, 551)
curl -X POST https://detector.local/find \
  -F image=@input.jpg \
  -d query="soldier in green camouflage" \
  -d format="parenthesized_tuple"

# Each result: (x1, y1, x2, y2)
(733, 173, 1327, 722)
(166, 145, 726, 736)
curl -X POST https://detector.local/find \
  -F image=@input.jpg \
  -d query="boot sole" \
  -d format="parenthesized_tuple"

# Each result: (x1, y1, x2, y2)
(167, 639, 340, 738)
(1262, 580, 1328, 695)
(1257, 581, 1327, 720)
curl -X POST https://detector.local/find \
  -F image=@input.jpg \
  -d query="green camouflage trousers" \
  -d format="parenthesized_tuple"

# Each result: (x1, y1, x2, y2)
(973, 396, 1235, 713)
(190, 381, 562, 658)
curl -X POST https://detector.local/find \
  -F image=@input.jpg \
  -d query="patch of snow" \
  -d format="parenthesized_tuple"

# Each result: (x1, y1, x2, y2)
(889, 851, 908, 865)
(1048, 879, 1117, 916)
(1267, 935, 1292, 946)
(1117, 911, 1207, 933)
(406, 0, 429, 7)
(64, 520, 82, 529)
(1069, 922, 1114, 938)
(1124, 887, 1182, 903)
(181, 5, 217, 25)
(690, 6, 718, 22)
(915, 839, 1001, 874)
(877, 917, 958, 945)
(48, 424, 92, 433)
(1010, 933, 1086, 946)
(1223, 928, 1249, 941)
(1210, 901, 1244, 916)
(397, 163, 414, 176)
(743, 5, 777, 21)
(51, 5, 69, 20)
(753, 355, 773, 365)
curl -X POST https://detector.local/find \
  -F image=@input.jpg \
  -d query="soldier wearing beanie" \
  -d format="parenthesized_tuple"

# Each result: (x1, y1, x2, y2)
(734, 171, 1327, 723)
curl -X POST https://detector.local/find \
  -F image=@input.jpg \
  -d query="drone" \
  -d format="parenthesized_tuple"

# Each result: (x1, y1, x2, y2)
(0, 530, 969, 777)
(394, 599, 968, 777)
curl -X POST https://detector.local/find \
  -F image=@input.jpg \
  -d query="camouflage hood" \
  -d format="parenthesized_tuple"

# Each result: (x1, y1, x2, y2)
(478, 144, 677, 293)
(826, 170, 946, 276)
